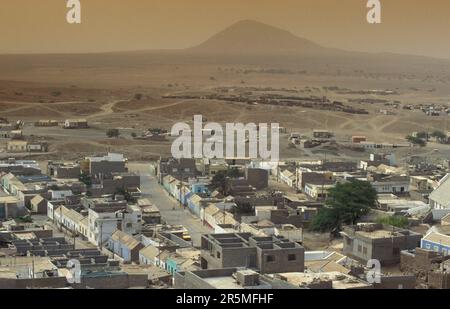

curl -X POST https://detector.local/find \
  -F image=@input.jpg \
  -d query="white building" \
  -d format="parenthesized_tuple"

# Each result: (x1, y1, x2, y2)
(87, 205, 142, 247)
(275, 224, 303, 243)
(370, 176, 410, 194)
(279, 169, 296, 188)
(48, 190, 73, 200)
(304, 183, 335, 200)
(429, 174, 450, 210)
(53, 206, 84, 235)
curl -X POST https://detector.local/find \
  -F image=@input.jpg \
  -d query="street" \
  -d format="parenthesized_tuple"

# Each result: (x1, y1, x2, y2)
(128, 163, 212, 247)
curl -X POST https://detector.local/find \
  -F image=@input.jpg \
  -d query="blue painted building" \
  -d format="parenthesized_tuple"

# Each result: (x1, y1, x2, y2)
(421, 232, 450, 256)
(165, 256, 197, 275)
(187, 194, 203, 217)
(191, 183, 208, 195)
(165, 258, 179, 275)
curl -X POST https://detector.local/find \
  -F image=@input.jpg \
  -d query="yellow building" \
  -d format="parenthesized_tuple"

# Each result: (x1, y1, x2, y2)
(7, 140, 27, 153)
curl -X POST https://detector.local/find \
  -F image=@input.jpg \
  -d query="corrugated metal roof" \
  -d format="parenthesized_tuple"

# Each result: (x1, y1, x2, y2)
(139, 245, 159, 260)
(429, 174, 450, 208)
(111, 230, 142, 250)
(423, 232, 450, 247)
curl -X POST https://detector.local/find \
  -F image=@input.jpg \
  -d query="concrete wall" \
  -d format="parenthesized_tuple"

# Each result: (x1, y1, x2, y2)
(201, 246, 256, 270)
(343, 232, 422, 265)
(246, 169, 269, 190)
(373, 276, 416, 289)
(256, 246, 305, 274)
(0, 277, 67, 289)
(90, 161, 126, 176)
(270, 210, 305, 228)
(55, 166, 81, 179)
(31, 200, 47, 214)
(427, 271, 450, 289)
(400, 249, 441, 274)
(174, 269, 237, 289)
(73, 273, 148, 289)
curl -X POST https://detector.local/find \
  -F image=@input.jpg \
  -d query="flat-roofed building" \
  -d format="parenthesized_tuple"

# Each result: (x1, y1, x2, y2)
(200, 233, 305, 274)
(64, 119, 88, 129)
(421, 232, 450, 256)
(0, 195, 25, 220)
(7, 140, 27, 153)
(341, 223, 422, 265)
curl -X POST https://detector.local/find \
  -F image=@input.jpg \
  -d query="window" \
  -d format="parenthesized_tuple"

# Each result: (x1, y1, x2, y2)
(288, 254, 297, 261)
(266, 255, 276, 263)
(363, 247, 368, 255)
(358, 245, 362, 253)
(216, 252, 221, 259)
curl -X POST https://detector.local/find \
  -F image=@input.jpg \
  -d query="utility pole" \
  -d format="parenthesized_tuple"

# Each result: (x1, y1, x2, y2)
(223, 204, 227, 225)
(179, 168, 184, 208)
(99, 221, 103, 250)
(59, 206, 63, 232)
(31, 258, 35, 290)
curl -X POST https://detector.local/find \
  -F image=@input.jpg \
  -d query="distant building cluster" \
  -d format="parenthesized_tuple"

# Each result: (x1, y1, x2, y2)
(0, 150, 449, 289)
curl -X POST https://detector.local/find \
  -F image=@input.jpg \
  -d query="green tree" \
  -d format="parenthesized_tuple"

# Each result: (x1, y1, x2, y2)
(311, 180, 377, 232)
(106, 128, 120, 138)
(79, 173, 92, 187)
(115, 189, 133, 202)
(406, 135, 426, 147)
(415, 131, 429, 140)
(227, 168, 243, 178)
(232, 202, 254, 215)
(210, 171, 231, 196)
(15, 215, 33, 223)
(431, 130, 447, 143)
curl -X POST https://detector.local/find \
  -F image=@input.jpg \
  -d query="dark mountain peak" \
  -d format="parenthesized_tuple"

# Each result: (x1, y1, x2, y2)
(189, 20, 327, 54)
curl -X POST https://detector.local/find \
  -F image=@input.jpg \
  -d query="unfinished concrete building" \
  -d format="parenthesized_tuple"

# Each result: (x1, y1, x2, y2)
(341, 223, 422, 265)
(11, 237, 74, 256)
(200, 233, 305, 274)
(174, 268, 296, 289)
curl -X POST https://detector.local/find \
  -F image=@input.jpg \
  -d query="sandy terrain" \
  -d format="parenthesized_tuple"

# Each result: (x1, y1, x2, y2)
(1, 21, 450, 163)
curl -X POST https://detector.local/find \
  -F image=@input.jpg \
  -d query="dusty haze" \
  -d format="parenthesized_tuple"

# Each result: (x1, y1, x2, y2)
(1, 0, 450, 58)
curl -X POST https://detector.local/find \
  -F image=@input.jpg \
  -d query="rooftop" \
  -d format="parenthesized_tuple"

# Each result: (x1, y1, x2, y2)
(442, 213, 450, 223)
(429, 174, 450, 209)
(274, 272, 371, 289)
(0, 257, 58, 279)
(0, 196, 21, 204)
(111, 230, 142, 250)
(342, 223, 419, 240)
(203, 276, 244, 289)
(423, 232, 450, 247)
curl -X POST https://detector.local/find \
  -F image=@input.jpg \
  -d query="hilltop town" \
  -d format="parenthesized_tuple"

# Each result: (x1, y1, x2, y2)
(0, 148, 449, 289)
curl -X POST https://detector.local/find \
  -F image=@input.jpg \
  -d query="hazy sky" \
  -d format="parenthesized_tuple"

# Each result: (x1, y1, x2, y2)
(1, 0, 450, 58)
